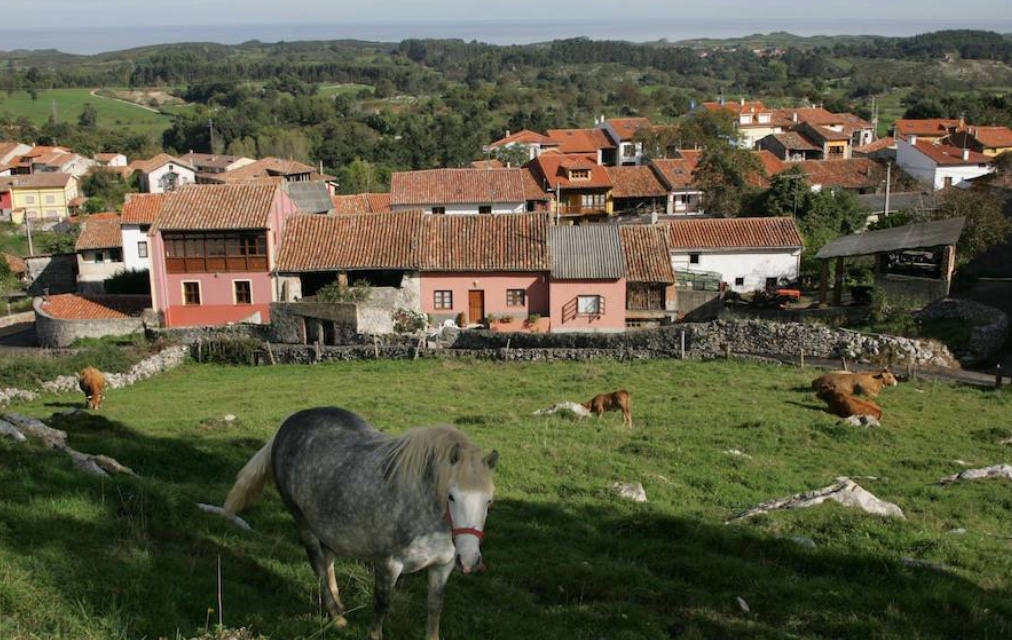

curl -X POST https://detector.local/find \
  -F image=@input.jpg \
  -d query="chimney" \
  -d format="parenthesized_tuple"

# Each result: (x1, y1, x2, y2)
(909, 134, 917, 146)
(650, 210, 659, 225)
(505, 129, 510, 137)
(792, 111, 798, 123)
(740, 97, 745, 107)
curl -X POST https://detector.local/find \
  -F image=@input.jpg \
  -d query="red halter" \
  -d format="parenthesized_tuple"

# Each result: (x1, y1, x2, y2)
(445, 508, 485, 541)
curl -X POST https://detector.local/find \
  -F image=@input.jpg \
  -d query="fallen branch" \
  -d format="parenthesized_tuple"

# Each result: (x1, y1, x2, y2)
(1, 412, 137, 477)
(727, 477, 905, 522)
(939, 464, 1012, 485)
(197, 503, 254, 532)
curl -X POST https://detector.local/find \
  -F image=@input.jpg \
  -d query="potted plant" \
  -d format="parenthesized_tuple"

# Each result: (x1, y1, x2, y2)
(499, 314, 514, 324)
(525, 312, 542, 326)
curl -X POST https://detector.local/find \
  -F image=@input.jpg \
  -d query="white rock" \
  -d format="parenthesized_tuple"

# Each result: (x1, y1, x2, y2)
(940, 464, 1012, 485)
(223, 414, 236, 423)
(723, 449, 753, 459)
(612, 482, 647, 503)
(729, 477, 905, 521)
(534, 401, 590, 418)
(788, 535, 816, 548)
(736, 596, 750, 613)
(951, 459, 971, 466)
(948, 528, 967, 535)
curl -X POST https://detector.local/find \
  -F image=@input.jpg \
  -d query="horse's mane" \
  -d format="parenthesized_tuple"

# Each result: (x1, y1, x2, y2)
(381, 425, 489, 505)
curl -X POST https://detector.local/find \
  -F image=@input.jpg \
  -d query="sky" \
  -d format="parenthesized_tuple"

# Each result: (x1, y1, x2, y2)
(2, 1, 1011, 53)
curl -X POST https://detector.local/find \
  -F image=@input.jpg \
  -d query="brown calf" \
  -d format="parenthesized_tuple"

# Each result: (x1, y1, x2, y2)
(812, 369, 898, 398)
(78, 366, 107, 410)
(582, 390, 632, 428)
(816, 387, 882, 420)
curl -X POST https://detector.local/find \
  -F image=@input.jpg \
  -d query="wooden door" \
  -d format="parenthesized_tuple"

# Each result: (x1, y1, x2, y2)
(468, 290, 485, 324)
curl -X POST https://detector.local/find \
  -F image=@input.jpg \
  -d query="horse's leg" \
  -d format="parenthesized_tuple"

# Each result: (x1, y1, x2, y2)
(322, 547, 345, 618)
(369, 558, 403, 640)
(424, 560, 454, 640)
(297, 526, 347, 627)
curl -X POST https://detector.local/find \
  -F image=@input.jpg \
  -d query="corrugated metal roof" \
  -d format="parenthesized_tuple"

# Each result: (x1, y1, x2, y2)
(549, 225, 624, 279)
(619, 225, 675, 283)
(285, 182, 333, 214)
(815, 217, 965, 259)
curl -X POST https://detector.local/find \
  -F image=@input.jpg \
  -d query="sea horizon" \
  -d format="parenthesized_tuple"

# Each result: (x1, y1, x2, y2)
(1, 18, 1011, 56)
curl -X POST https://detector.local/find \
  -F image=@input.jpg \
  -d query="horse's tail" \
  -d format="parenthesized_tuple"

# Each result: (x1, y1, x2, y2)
(224, 436, 275, 515)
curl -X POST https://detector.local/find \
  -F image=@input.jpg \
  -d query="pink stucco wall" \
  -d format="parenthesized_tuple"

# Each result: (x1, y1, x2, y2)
(549, 278, 627, 332)
(420, 272, 549, 325)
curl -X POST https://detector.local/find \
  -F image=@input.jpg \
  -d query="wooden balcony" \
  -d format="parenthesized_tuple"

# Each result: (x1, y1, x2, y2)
(557, 204, 608, 216)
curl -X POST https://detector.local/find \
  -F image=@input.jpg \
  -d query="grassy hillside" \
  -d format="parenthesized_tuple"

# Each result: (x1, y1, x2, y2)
(2, 358, 1010, 639)
(0, 88, 173, 137)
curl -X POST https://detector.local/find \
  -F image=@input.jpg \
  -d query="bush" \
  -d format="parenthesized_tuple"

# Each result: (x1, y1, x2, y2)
(525, 313, 542, 325)
(499, 314, 514, 323)
(316, 279, 371, 303)
(392, 308, 426, 333)
(193, 337, 264, 365)
(104, 269, 150, 294)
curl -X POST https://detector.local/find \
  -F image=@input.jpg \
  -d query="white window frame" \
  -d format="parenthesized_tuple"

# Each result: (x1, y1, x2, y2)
(137, 241, 148, 258)
(181, 280, 202, 305)
(577, 295, 602, 316)
(232, 279, 253, 305)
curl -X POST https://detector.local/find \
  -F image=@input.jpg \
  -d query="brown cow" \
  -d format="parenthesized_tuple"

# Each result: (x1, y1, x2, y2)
(816, 387, 883, 420)
(811, 369, 898, 398)
(78, 367, 106, 410)
(582, 390, 632, 428)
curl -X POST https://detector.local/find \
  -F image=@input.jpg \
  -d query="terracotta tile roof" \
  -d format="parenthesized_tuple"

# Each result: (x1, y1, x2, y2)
(131, 153, 194, 174)
(804, 124, 851, 142)
(620, 225, 675, 283)
(545, 128, 616, 153)
(178, 152, 248, 170)
(606, 166, 667, 198)
(212, 157, 334, 183)
(970, 126, 1012, 149)
(389, 168, 526, 206)
(95, 152, 124, 162)
(367, 193, 392, 212)
(752, 151, 789, 187)
(155, 183, 279, 231)
(665, 216, 803, 250)
(521, 169, 548, 201)
(6, 172, 74, 189)
(912, 140, 992, 166)
(470, 159, 504, 169)
(701, 101, 767, 115)
(32, 149, 76, 167)
(530, 154, 612, 190)
(675, 149, 702, 170)
(331, 192, 392, 214)
(894, 119, 961, 138)
(277, 211, 424, 272)
(39, 294, 148, 320)
(854, 137, 895, 154)
(486, 129, 558, 148)
(422, 213, 550, 272)
(769, 131, 821, 152)
(790, 158, 886, 190)
(650, 158, 696, 189)
(607, 118, 652, 141)
(75, 215, 123, 251)
(98, 165, 134, 179)
(121, 193, 168, 225)
(0, 142, 25, 160)
(2, 252, 25, 274)
(775, 107, 874, 133)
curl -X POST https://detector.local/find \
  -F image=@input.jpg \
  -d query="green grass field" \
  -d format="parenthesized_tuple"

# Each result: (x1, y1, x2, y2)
(0, 89, 173, 137)
(319, 83, 373, 98)
(2, 358, 1011, 639)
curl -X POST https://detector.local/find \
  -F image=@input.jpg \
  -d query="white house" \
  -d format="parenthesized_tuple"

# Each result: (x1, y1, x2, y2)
(74, 215, 125, 294)
(389, 168, 527, 215)
(95, 153, 128, 167)
(483, 130, 559, 163)
(665, 217, 804, 292)
(120, 193, 167, 272)
(130, 154, 197, 194)
(0, 141, 32, 167)
(896, 136, 994, 190)
(598, 117, 651, 166)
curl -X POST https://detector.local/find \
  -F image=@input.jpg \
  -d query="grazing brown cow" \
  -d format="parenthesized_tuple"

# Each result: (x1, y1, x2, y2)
(816, 387, 883, 420)
(811, 369, 898, 398)
(582, 390, 632, 428)
(78, 367, 106, 410)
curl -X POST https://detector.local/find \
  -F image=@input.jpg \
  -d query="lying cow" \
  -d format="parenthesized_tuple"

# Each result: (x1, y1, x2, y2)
(816, 387, 883, 420)
(582, 390, 632, 428)
(812, 369, 898, 399)
(78, 366, 106, 410)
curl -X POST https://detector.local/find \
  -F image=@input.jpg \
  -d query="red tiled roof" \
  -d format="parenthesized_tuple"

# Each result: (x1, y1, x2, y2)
(912, 140, 992, 166)
(754, 150, 788, 185)
(486, 130, 557, 148)
(854, 137, 895, 154)
(675, 149, 702, 169)
(131, 153, 194, 174)
(422, 213, 550, 272)
(178, 152, 248, 170)
(155, 183, 279, 231)
(894, 119, 961, 138)
(389, 168, 526, 206)
(805, 124, 851, 142)
(331, 192, 392, 215)
(470, 159, 504, 169)
(650, 158, 697, 189)
(665, 217, 803, 250)
(545, 128, 616, 153)
(212, 157, 333, 183)
(277, 211, 424, 272)
(607, 118, 652, 142)
(2, 252, 25, 274)
(521, 169, 548, 201)
(121, 193, 168, 225)
(701, 101, 767, 115)
(606, 166, 667, 198)
(39, 294, 147, 320)
(95, 152, 124, 161)
(75, 216, 123, 251)
(769, 131, 821, 152)
(790, 158, 886, 190)
(530, 154, 612, 190)
(619, 225, 675, 283)
(6, 173, 74, 189)
(970, 126, 1012, 149)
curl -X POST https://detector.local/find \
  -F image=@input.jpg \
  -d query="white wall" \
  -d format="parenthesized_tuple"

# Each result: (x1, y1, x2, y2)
(896, 138, 994, 190)
(121, 224, 151, 272)
(667, 190, 703, 214)
(142, 164, 196, 194)
(391, 201, 526, 215)
(77, 250, 125, 292)
(671, 248, 801, 292)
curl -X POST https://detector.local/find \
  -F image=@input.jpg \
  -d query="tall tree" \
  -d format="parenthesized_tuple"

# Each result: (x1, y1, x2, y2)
(693, 146, 763, 216)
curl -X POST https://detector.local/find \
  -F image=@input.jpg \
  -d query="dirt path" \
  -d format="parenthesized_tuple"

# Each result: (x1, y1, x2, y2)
(88, 89, 163, 114)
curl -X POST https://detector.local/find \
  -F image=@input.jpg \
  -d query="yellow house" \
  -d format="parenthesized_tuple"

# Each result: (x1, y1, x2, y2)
(946, 126, 1012, 158)
(8, 173, 78, 224)
(531, 155, 614, 222)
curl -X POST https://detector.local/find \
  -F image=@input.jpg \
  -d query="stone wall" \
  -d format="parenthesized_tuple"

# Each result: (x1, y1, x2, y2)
(915, 298, 1009, 366)
(875, 274, 950, 309)
(269, 302, 357, 343)
(25, 254, 76, 296)
(34, 296, 153, 348)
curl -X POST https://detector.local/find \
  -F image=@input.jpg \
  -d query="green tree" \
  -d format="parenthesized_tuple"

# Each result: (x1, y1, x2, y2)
(693, 145, 763, 216)
(931, 187, 1010, 265)
(83, 197, 107, 214)
(340, 158, 378, 194)
(78, 103, 98, 129)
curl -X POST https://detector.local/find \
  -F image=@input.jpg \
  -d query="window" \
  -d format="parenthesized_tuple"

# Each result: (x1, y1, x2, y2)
(689, 253, 700, 265)
(164, 232, 268, 273)
(569, 169, 590, 180)
(183, 281, 201, 305)
(110, 249, 122, 262)
(765, 277, 778, 291)
(94, 252, 105, 263)
(158, 170, 180, 192)
(622, 144, 636, 158)
(526, 201, 536, 212)
(433, 290, 453, 310)
(734, 277, 745, 287)
(577, 295, 602, 316)
(234, 280, 252, 304)
(506, 289, 526, 307)
(137, 241, 148, 258)
(25, 195, 35, 204)
(432, 207, 446, 215)
(45, 194, 56, 204)
(478, 205, 492, 214)
(580, 193, 605, 210)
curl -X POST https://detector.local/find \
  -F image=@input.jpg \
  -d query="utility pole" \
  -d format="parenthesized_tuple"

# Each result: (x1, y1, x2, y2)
(208, 118, 215, 154)
(25, 213, 34, 256)
(51, 99, 57, 123)
(883, 162, 892, 220)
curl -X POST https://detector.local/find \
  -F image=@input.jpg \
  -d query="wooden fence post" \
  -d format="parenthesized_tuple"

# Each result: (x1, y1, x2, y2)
(996, 364, 1003, 390)
(373, 335, 379, 359)
(841, 357, 848, 372)
(724, 343, 731, 360)
(265, 341, 276, 365)
(680, 330, 686, 359)
(799, 346, 805, 368)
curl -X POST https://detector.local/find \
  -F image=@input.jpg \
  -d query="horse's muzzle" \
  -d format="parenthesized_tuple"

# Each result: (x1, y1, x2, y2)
(456, 553, 484, 575)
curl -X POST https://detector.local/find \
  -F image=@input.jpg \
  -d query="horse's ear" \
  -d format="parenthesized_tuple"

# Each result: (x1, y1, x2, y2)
(484, 450, 499, 470)
(449, 443, 461, 465)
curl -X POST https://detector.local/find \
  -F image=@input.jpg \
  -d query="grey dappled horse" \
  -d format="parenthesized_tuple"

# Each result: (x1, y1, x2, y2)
(223, 407, 498, 640)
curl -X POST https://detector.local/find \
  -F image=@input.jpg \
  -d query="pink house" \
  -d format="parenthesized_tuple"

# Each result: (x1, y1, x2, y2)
(547, 226, 627, 332)
(149, 183, 298, 327)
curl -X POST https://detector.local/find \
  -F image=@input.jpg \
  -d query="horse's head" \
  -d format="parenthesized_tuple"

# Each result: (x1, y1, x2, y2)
(446, 446, 498, 575)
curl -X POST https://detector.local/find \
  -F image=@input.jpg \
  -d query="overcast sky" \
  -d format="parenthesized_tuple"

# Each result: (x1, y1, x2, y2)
(6, 0, 1011, 29)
